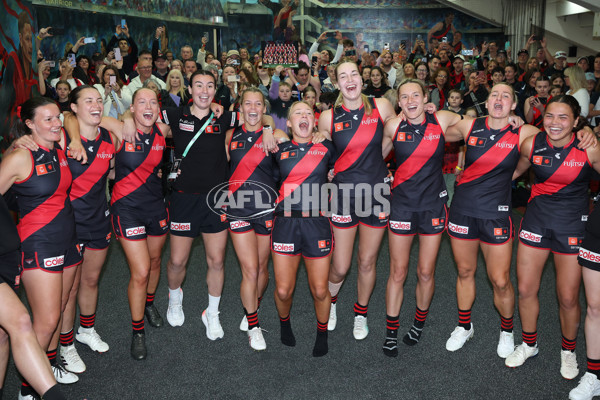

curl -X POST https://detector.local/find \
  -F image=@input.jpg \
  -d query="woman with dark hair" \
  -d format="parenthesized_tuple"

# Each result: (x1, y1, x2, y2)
(93, 65, 127, 119)
(415, 62, 430, 85)
(506, 95, 600, 380)
(520, 68, 541, 101)
(0, 96, 82, 393)
(430, 67, 451, 110)
(73, 54, 95, 85)
(363, 66, 391, 98)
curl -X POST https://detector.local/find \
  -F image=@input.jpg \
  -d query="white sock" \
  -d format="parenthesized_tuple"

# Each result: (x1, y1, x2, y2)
(169, 287, 182, 303)
(208, 294, 221, 314)
(329, 280, 344, 298)
(78, 326, 93, 333)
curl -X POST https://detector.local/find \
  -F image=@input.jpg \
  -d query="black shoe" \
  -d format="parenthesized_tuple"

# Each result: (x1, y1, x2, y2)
(382, 337, 398, 357)
(130, 332, 146, 360)
(145, 304, 164, 328)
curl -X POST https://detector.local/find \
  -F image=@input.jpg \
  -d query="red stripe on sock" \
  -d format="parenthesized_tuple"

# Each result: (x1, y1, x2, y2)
(132, 319, 145, 331)
(458, 309, 471, 324)
(588, 359, 600, 371)
(353, 302, 368, 315)
(331, 295, 338, 304)
(562, 336, 577, 351)
(415, 307, 429, 322)
(317, 321, 328, 332)
(280, 315, 290, 323)
(522, 331, 537, 345)
(500, 315, 513, 330)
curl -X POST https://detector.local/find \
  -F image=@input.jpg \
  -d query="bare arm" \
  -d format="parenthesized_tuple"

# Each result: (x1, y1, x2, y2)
(0, 149, 32, 195)
(513, 134, 534, 180)
(374, 97, 397, 124)
(317, 109, 333, 140)
(382, 116, 399, 158)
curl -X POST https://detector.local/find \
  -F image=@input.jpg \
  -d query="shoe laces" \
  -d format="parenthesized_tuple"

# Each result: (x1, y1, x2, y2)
(52, 363, 70, 377)
(61, 346, 79, 363)
(579, 373, 599, 391)
(86, 329, 105, 347)
(562, 351, 577, 369)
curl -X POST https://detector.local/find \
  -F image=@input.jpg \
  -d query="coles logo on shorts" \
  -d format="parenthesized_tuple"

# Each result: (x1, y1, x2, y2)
(230, 220, 251, 230)
(579, 248, 600, 263)
(519, 230, 541, 243)
(126, 226, 146, 237)
(449, 222, 469, 235)
(390, 221, 411, 231)
(273, 242, 295, 252)
(568, 237, 581, 246)
(331, 214, 352, 224)
(43, 255, 65, 268)
(171, 222, 191, 231)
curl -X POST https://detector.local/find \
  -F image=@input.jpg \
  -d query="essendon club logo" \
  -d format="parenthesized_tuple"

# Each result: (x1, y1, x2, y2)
(125, 142, 143, 152)
(220, 214, 227, 222)
(568, 237, 582, 246)
(334, 121, 352, 132)
(36, 163, 55, 176)
(318, 240, 330, 249)
(159, 219, 168, 228)
(205, 124, 221, 134)
(432, 218, 445, 227)
(265, 220, 273, 228)
(231, 141, 245, 150)
(396, 132, 414, 142)
(533, 155, 552, 167)
(280, 151, 298, 160)
(468, 137, 486, 147)
(494, 227, 508, 236)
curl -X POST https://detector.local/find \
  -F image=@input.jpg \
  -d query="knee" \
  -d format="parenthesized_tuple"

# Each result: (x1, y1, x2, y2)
(276, 286, 293, 302)
(490, 274, 511, 294)
(357, 255, 376, 273)
(558, 292, 580, 311)
(168, 256, 188, 272)
(10, 312, 34, 338)
(456, 265, 475, 280)
(518, 280, 538, 299)
(131, 268, 150, 286)
(80, 273, 99, 289)
(35, 311, 60, 339)
(389, 264, 408, 285)
(587, 302, 600, 320)
(149, 256, 162, 269)
(241, 264, 259, 281)
(311, 284, 329, 303)
(417, 266, 434, 284)
(206, 254, 225, 271)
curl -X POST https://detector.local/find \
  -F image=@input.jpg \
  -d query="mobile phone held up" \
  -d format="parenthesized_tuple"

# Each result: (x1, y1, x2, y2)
(114, 48, 122, 61)
(121, 19, 126, 28)
(84, 37, 96, 44)
(67, 54, 76, 67)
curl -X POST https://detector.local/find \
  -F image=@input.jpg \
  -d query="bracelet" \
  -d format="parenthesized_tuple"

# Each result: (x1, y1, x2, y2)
(36, 35, 42, 40)
(455, 166, 463, 171)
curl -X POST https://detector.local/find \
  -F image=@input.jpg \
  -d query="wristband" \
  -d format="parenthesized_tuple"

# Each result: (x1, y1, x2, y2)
(36, 35, 42, 40)
(455, 166, 463, 171)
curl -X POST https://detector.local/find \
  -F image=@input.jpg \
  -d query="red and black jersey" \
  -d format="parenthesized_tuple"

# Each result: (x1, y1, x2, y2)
(111, 124, 165, 214)
(228, 125, 277, 218)
(392, 113, 447, 211)
(274, 139, 336, 213)
(331, 98, 388, 190)
(12, 145, 76, 252)
(526, 131, 592, 226)
(67, 127, 115, 240)
(161, 106, 240, 194)
(452, 117, 521, 218)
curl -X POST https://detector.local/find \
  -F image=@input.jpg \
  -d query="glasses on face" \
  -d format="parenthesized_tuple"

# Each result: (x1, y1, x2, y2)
(139, 66, 152, 70)
(438, 75, 448, 79)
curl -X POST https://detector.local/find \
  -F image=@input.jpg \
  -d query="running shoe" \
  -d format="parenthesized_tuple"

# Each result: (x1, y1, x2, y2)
(445, 325, 474, 352)
(248, 327, 266, 351)
(130, 332, 146, 360)
(202, 309, 224, 340)
(505, 342, 539, 367)
(353, 316, 369, 340)
(18, 392, 40, 400)
(328, 303, 337, 331)
(76, 327, 109, 353)
(60, 344, 86, 373)
(569, 372, 600, 400)
(167, 289, 184, 327)
(496, 331, 515, 358)
(240, 315, 248, 332)
(52, 363, 79, 384)
(561, 350, 580, 380)
(144, 304, 164, 328)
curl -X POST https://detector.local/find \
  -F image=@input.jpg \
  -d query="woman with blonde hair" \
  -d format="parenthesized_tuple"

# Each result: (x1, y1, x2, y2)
(162, 69, 189, 108)
(565, 66, 590, 118)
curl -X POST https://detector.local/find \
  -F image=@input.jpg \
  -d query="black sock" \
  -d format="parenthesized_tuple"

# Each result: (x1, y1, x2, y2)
(21, 383, 35, 397)
(500, 315, 513, 333)
(403, 307, 428, 346)
(59, 329, 74, 347)
(43, 384, 67, 400)
(588, 358, 600, 379)
(353, 302, 367, 317)
(522, 330, 537, 347)
(458, 309, 471, 330)
(132, 318, 145, 335)
(561, 335, 576, 352)
(246, 309, 260, 330)
(279, 315, 296, 347)
(46, 349, 58, 366)
(145, 293, 155, 308)
(313, 321, 328, 357)
(383, 315, 399, 357)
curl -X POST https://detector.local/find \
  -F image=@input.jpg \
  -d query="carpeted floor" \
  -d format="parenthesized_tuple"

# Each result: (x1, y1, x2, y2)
(4, 212, 589, 399)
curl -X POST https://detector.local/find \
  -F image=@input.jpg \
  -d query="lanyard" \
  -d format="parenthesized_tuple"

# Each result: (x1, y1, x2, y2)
(182, 112, 213, 159)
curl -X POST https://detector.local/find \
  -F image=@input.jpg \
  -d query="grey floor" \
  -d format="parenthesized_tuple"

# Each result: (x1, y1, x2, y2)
(4, 212, 590, 399)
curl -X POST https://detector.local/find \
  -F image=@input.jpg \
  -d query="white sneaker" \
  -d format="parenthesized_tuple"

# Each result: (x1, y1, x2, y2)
(60, 344, 86, 373)
(569, 372, 600, 400)
(328, 303, 337, 331)
(201, 309, 224, 340)
(445, 325, 474, 352)
(18, 391, 39, 400)
(167, 289, 185, 327)
(353, 315, 369, 340)
(561, 350, 580, 380)
(248, 327, 266, 351)
(505, 342, 539, 367)
(76, 327, 109, 353)
(240, 315, 248, 332)
(497, 331, 515, 358)
(52, 363, 79, 384)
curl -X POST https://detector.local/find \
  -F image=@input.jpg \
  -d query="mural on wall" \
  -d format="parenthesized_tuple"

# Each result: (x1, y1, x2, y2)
(0, 0, 37, 148)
